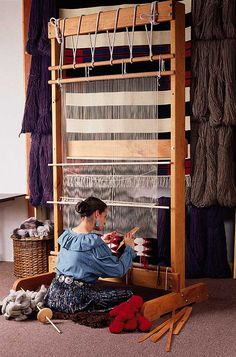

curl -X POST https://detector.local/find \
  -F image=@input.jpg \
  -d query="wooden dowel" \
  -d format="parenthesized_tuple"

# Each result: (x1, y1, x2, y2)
(173, 306, 192, 335)
(47, 200, 169, 209)
(48, 70, 174, 85)
(165, 310, 175, 352)
(138, 307, 186, 343)
(48, 54, 175, 71)
(48, 161, 171, 167)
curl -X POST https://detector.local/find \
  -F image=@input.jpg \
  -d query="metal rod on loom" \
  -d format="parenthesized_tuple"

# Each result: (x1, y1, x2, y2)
(47, 199, 169, 209)
(49, 70, 174, 85)
(48, 54, 174, 71)
(48, 161, 171, 166)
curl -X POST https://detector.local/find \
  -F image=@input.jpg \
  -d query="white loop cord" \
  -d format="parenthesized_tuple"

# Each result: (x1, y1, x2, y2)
(121, 59, 127, 75)
(125, 4, 137, 63)
(157, 55, 165, 83)
(165, 267, 170, 290)
(106, 8, 119, 65)
(88, 12, 100, 67)
(140, 1, 158, 24)
(57, 18, 66, 87)
(71, 15, 83, 68)
(50, 17, 63, 44)
(143, 1, 158, 61)
(145, 22, 153, 61)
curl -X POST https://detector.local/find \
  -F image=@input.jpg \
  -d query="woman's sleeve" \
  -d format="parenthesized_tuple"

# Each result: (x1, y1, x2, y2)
(92, 244, 137, 278)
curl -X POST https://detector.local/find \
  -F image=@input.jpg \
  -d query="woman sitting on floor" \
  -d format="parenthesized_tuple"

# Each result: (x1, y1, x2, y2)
(44, 196, 136, 314)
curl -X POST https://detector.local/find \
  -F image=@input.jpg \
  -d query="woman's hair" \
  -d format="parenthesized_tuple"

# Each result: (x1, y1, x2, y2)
(75, 197, 107, 217)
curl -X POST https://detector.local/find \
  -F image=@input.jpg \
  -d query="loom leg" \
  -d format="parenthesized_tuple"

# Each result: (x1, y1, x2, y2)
(141, 283, 208, 322)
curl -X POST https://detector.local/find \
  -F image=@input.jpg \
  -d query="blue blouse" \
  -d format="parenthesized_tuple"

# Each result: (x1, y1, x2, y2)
(56, 229, 137, 283)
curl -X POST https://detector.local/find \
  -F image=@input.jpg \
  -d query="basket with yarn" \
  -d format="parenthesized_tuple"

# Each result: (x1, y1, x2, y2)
(11, 217, 54, 278)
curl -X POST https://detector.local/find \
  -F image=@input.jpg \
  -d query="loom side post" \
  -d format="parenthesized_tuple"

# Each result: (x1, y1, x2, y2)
(51, 37, 63, 254)
(170, 1, 186, 289)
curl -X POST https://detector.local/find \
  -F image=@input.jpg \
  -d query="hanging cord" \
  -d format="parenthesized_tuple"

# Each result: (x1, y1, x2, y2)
(57, 18, 66, 87)
(126, 4, 138, 63)
(165, 267, 170, 290)
(106, 8, 120, 65)
(88, 11, 100, 67)
(142, 1, 158, 61)
(157, 55, 165, 89)
(50, 17, 63, 44)
(157, 54, 161, 87)
(71, 15, 83, 69)
(121, 59, 127, 75)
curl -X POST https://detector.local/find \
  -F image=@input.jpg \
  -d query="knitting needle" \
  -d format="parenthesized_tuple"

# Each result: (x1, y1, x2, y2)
(138, 307, 187, 343)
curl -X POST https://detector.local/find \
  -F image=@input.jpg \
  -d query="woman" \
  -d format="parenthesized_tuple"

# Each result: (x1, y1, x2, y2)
(44, 197, 136, 314)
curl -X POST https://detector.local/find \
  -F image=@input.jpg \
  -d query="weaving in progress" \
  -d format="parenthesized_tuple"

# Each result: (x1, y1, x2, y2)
(15, 1, 208, 322)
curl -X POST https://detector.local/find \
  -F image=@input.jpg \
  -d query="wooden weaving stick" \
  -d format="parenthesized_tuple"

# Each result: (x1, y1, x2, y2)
(117, 226, 140, 250)
(151, 308, 187, 343)
(138, 307, 187, 343)
(173, 306, 192, 335)
(165, 310, 175, 352)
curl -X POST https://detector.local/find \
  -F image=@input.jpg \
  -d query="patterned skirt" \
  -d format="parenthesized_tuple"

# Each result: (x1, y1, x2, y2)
(44, 277, 133, 314)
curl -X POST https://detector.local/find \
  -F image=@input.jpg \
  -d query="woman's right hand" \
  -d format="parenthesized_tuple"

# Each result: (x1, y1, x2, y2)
(123, 232, 135, 248)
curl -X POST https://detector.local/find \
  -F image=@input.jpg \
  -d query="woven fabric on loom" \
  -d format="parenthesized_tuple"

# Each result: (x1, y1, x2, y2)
(58, 1, 192, 247)
(60, 0, 192, 169)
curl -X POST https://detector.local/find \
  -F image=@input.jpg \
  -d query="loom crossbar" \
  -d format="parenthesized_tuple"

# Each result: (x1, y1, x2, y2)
(67, 139, 188, 160)
(49, 54, 174, 72)
(49, 70, 174, 85)
(48, 2, 174, 39)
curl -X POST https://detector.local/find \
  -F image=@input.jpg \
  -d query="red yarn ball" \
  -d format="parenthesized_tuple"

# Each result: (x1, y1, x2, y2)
(128, 295, 144, 311)
(136, 313, 152, 332)
(124, 318, 138, 331)
(118, 307, 135, 322)
(109, 302, 127, 317)
(109, 320, 124, 333)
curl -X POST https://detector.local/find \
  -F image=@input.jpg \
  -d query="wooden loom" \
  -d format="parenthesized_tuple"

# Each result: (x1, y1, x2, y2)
(13, 1, 208, 322)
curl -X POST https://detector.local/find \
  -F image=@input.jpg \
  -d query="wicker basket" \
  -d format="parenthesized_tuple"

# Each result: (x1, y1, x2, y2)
(11, 235, 53, 278)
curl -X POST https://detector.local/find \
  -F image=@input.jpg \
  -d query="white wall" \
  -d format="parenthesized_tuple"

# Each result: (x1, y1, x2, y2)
(0, 197, 27, 261)
(0, 1, 28, 261)
(0, 0, 26, 193)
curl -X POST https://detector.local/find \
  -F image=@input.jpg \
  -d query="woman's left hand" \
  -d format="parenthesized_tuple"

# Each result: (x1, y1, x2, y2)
(102, 231, 117, 244)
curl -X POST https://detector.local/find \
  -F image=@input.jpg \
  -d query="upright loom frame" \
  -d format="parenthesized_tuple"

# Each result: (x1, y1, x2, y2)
(14, 1, 208, 322)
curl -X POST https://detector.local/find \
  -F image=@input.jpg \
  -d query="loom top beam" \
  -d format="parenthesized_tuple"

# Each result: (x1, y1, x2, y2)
(48, 1, 174, 39)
